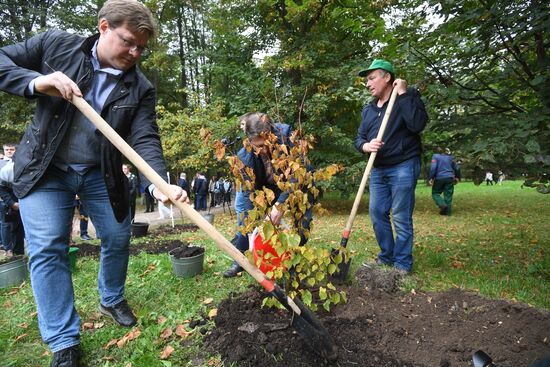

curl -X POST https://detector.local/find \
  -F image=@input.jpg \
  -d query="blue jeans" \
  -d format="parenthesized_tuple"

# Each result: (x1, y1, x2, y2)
(233, 189, 253, 252)
(369, 157, 420, 271)
(19, 166, 131, 352)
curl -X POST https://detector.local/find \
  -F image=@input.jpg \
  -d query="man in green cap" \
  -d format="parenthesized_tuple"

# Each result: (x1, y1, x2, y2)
(355, 59, 428, 274)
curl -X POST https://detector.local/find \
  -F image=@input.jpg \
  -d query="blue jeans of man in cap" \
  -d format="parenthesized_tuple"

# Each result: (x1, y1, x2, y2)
(369, 157, 420, 272)
(20, 166, 131, 352)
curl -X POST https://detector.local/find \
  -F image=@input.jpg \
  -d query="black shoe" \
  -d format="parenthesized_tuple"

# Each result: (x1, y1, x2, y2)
(223, 262, 243, 278)
(80, 234, 92, 241)
(439, 205, 448, 215)
(99, 300, 137, 327)
(51, 345, 81, 367)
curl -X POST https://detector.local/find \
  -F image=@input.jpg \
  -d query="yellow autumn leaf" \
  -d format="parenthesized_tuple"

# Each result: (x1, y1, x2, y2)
(208, 308, 218, 318)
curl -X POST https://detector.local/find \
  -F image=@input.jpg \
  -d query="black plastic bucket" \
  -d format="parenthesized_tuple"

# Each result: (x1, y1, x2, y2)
(131, 222, 149, 237)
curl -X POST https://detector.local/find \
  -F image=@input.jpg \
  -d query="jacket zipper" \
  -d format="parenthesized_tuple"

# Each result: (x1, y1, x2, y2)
(112, 104, 136, 111)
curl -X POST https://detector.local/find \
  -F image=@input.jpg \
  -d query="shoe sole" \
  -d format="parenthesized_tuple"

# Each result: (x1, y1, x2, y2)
(98, 306, 137, 327)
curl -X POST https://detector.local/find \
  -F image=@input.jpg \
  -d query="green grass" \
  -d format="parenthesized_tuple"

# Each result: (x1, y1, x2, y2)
(1, 180, 548, 366)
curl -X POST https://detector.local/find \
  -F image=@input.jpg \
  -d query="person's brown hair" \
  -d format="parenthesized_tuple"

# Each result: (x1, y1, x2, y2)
(239, 112, 273, 138)
(98, 0, 156, 37)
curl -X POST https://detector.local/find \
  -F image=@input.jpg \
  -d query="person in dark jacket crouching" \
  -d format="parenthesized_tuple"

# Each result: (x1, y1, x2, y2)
(223, 112, 314, 277)
(355, 59, 428, 275)
(0, 1, 188, 365)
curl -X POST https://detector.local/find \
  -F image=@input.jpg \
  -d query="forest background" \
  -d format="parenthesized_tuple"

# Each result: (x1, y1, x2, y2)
(0, 0, 548, 193)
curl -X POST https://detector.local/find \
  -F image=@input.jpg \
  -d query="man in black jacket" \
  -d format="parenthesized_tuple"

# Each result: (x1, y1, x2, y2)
(0, 1, 187, 365)
(355, 59, 428, 275)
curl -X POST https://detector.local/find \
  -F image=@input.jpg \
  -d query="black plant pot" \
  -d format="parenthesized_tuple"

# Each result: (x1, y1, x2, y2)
(131, 222, 149, 237)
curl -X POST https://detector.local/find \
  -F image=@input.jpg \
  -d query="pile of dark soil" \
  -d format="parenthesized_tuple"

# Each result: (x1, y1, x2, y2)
(71, 239, 189, 257)
(204, 266, 550, 367)
(152, 223, 199, 236)
(169, 245, 204, 258)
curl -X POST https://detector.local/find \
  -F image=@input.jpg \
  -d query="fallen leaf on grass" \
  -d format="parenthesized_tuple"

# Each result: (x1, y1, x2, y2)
(82, 322, 94, 330)
(160, 327, 173, 339)
(125, 363, 132, 367)
(15, 333, 28, 342)
(17, 322, 28, 329)
(157, 316, 168, 325)
(104, 339, 118, 349)
(203, 298, 214, 305)
(3, 300, 13, 309)
(94, 322, 105, 329)
(160, 345, 174, 359)
(139, 263, 157, 278)
(207, 357, 222, 366)
(451, 260, 463, 269)
(175, 324, 191, 339)
(41, 350, 50, 357)
(208, 309, 218, 318)
(117, 328, 142, 348)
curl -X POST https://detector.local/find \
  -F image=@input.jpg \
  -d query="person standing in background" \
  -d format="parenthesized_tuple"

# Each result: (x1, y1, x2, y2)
(123, 164, 138, 221)
(428, 147, 461, 215)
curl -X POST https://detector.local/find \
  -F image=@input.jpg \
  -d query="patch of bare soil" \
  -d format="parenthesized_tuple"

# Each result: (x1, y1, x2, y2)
(71, 239, 190, 257)
(71, 223, 199, 257)
(152, 223, 199, 236)
(204, 265, 550, 367)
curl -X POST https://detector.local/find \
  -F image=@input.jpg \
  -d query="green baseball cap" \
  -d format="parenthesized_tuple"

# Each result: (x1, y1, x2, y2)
(358, 59, 395, 77)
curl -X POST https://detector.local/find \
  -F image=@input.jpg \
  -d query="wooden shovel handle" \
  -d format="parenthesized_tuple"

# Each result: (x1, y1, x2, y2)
(71, 96, 278, 294)
(343, 87, 399, 234)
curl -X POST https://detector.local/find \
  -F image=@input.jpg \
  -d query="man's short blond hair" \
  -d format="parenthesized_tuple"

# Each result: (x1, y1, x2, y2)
(98, 0, 156, 38)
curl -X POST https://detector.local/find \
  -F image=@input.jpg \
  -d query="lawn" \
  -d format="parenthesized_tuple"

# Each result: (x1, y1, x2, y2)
(1, 180, 548, 366)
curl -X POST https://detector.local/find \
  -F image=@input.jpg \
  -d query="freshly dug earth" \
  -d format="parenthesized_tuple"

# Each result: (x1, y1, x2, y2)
(72, 239, 189, 257)
(71, 223, 199, 257)
(204, 266, 550, 367)
(153, 223, 199, 236)
(169, 244, 205, 258)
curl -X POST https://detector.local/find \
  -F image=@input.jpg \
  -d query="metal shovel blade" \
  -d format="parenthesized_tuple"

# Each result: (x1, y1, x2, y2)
(473, 350, 495, 367)
(270, 284, 338, 362)
(330, 234, 352, 282)
(331, 246, 351, 282)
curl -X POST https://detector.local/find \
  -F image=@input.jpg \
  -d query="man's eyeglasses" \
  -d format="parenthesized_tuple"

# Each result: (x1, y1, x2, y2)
(111, 28, 149, 56)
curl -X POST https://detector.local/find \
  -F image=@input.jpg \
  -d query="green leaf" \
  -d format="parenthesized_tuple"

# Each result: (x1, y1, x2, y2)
(262, 222, 275, 243)
(301, 290, 313, 306)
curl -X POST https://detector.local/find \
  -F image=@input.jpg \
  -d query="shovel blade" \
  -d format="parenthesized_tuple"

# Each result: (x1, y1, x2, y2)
(472, 350, 494, 367)
(330, 247, 351, 282)
(270, 285, 338, 362)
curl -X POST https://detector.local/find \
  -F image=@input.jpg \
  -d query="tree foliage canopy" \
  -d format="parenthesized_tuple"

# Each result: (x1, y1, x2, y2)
(0, 0, 547, 184)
